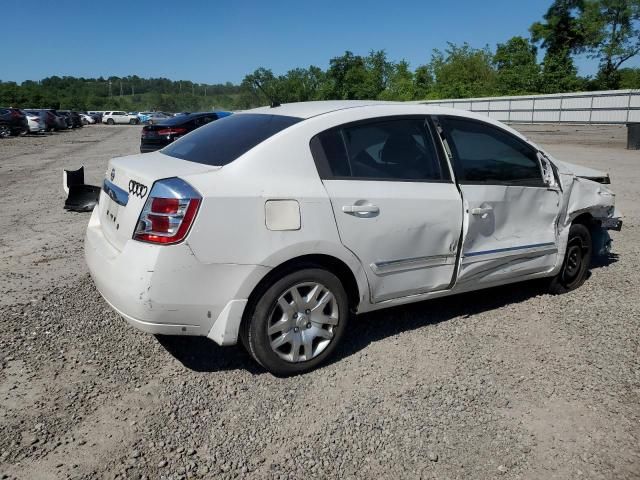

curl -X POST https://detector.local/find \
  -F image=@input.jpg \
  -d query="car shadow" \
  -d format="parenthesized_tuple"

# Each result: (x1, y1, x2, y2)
(155, 334, 262, 374)
(328, 279, 551, 367)
(591, 252, 618, 269)
(156, 278, 552, 375)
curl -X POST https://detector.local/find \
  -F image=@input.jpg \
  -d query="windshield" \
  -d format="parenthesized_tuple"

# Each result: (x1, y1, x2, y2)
(161, 113, 303, 166)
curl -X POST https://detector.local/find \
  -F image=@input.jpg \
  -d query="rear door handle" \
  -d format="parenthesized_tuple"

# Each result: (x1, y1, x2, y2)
(342, 204, 380, 216)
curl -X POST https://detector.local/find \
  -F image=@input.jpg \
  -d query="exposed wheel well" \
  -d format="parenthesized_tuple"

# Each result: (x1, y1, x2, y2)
(571, 212, 611, 257)
(242, 254, 361, 325)
(572, 212, 594, 227)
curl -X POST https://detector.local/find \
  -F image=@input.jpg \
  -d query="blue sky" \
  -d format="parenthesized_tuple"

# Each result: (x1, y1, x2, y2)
(3, 0, 638, 84)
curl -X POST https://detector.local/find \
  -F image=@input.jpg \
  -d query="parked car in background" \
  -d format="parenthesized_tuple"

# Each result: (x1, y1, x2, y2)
(80, 113, 96, 125)
(57, 111, 73, 129)
(24, 109, 46, 133)
(103, 111, 139, 125)
(58, 110, 83, 128)
(0, 118, 10, 137)
(137, 111, 153, 122)
(38, 110, 60, 131)
(139, 112, 170, 124)
(90, 112, 103, 124)
(0, 108, 28, 136)
(85, 101, 622, 375)
(139, 111, 231, 152)
(49, 110, 69, 130)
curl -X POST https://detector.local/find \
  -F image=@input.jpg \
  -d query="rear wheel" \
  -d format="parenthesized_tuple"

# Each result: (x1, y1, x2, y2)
(549, 223, 592, 294)
(243, 268, 349, 376)
(129, 118, 138, 125)
(107, 118, 114, 125)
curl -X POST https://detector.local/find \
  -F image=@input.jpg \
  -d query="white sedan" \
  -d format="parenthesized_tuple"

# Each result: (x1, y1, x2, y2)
(85, 101, 622, 375)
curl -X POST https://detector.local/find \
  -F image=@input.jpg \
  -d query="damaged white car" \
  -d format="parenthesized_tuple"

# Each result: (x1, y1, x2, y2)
(85, 101, 622, 375)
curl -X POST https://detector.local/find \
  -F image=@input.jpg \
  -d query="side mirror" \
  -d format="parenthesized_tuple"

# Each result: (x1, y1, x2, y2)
(538, 152, 559, 189)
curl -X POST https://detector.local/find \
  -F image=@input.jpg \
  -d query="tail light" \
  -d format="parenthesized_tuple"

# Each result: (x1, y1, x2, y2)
(133, 178, 201, 245)
(157, 127, 187, 136)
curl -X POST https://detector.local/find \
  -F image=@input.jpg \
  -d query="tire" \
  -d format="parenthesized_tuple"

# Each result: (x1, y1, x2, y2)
(549, 223, 592, 294)
(243, 268, 349, 376)
(107, 118, 115, 125)
(129, 118, 138, 125)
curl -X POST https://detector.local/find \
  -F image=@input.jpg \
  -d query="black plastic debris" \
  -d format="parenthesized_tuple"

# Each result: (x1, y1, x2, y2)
(63, 166, 100, 212)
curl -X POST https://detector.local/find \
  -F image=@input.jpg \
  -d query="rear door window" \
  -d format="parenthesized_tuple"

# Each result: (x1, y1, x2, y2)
(161, 113, 302, 166)
(311, 117, 447, 181)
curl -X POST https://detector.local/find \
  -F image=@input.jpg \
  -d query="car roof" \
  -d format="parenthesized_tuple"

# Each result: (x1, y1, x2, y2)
(243, 100, 483, 121)
(242, 100, 530, 142)
(246, 100, 400, 119)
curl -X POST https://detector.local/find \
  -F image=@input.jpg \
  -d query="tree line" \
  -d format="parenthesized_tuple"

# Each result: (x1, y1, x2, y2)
(1, 0, 638, 111)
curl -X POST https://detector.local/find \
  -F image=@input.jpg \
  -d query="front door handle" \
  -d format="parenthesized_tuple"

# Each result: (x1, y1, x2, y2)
(470, 206, 493, 219)
(470, 206, 493, 216)
(342, 204, 380, 216)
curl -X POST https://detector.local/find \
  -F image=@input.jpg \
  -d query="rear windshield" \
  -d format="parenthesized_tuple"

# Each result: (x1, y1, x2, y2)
(161, 113, 303, 166)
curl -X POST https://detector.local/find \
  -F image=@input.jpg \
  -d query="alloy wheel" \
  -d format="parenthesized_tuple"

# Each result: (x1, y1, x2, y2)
(267, 282, 339, 363)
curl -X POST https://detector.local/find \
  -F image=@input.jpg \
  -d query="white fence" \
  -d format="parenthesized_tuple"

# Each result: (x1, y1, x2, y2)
(418, 90, 640, 124)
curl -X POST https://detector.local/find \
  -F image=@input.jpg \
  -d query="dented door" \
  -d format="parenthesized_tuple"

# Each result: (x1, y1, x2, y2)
(456, 184, 560, 286)
(313, 117, 463, 303)
(324, 180, 463, 302)
(437, 116, 561, 286)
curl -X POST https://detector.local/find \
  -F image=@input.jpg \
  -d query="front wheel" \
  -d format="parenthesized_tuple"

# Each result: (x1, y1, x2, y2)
(244, 268, 349, 376)
(549, 223, 592, 294)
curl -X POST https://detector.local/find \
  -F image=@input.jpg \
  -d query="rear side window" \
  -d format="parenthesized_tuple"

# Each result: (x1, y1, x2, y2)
(162, 114, 302, 166)
(311, 118, 447, 181)
(440, 117, 543, 185)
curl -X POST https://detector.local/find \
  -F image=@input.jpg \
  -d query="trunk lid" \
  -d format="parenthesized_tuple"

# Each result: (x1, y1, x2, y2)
(99, 151, 219, 251)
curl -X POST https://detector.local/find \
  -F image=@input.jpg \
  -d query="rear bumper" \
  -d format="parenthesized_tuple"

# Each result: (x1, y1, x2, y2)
(84, 209, 269, 344)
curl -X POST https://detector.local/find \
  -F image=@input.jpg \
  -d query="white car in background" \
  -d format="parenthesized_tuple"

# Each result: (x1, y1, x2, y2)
(85, 101, 622, 375)
(24, 110, 46, 133)
(80, 113, 96, 125)
(102, 111, 139, 125)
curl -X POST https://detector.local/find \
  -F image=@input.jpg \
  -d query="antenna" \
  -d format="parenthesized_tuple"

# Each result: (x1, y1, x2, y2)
(253, 80, 280, 108)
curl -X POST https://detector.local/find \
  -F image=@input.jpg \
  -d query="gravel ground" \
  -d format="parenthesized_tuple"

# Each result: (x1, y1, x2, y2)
(0, 124, 638, 480)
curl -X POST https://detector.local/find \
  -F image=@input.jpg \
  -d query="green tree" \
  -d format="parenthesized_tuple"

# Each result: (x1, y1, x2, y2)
(581, 0, 640, 88)
(539, 49, 585, 92)
(413, 65, 434, 99)
(617, 66, 640, 87)
(494, 36, 541, 94)
(430, 43, 497, 98)
(379, 60, 416, 101)
(531, 0, 586, 55)
(530, 0, 586, 91)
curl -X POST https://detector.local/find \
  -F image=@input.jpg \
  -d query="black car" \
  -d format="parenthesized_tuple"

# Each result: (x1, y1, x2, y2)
(0, 108, 28, 136)
(58, 110, 83, 128)
(139, 111, 230, 153)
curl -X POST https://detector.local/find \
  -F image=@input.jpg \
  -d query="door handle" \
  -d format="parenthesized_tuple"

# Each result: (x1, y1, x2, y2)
(342, 204, 380, 216)
(470, 206, 493, 216)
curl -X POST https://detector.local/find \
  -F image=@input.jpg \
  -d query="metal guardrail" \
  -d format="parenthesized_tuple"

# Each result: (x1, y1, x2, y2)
(417, 90, 640, 124)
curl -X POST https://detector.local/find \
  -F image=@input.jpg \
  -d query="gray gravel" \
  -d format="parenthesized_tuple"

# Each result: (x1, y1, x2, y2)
(0, 124, 639, 479)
